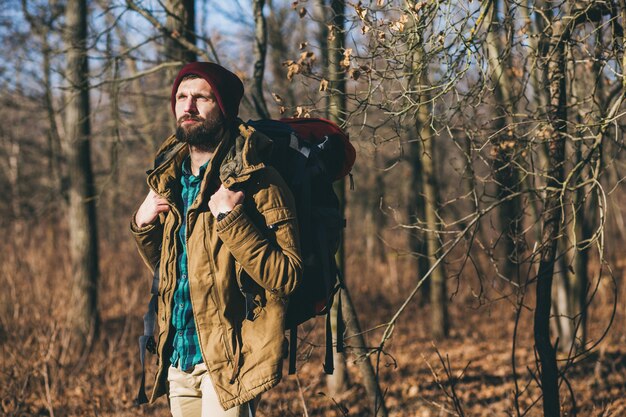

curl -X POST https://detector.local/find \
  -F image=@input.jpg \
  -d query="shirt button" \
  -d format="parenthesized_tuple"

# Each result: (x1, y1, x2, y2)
(182, 274, 187, 279)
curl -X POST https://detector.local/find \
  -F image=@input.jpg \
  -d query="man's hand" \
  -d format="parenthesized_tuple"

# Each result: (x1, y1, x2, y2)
(135, 189, 170, 228)
(209, 185, 244, 218)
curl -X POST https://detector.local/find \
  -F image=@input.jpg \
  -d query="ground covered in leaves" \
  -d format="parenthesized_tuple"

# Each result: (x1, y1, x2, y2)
(2, 230, 626, 416)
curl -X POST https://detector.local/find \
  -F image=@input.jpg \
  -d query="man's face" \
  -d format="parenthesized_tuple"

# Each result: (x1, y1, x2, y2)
(174, 77, 224, 147)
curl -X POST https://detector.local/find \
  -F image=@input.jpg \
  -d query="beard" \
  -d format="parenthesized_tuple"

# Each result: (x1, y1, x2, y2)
(175, 112, 225, 149)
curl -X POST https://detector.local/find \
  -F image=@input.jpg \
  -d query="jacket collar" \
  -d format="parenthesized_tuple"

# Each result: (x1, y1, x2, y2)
(146, 120, 273, 199)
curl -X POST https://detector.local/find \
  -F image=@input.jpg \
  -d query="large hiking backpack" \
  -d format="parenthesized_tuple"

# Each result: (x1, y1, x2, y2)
(247, 118, 355, 375)
(134, 117, 355, 405)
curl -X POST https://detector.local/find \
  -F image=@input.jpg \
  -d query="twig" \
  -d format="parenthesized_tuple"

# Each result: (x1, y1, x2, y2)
(42, 363, 55, 417)
(295, 374, 310, 417)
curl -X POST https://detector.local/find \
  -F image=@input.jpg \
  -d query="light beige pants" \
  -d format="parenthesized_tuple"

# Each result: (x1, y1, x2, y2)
(167, 363, 257, 417)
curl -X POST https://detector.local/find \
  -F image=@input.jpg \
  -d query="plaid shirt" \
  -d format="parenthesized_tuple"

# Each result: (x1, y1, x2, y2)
(170, 157, 209, 370)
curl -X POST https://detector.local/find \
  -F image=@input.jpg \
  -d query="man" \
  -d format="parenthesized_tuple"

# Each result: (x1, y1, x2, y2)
(131, 62, 302, 417)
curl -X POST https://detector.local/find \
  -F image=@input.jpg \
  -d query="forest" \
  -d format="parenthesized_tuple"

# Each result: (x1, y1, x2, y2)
(1, 0, 626, 416)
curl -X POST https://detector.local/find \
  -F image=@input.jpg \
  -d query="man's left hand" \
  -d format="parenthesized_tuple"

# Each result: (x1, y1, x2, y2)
(209, 184, 244, 217)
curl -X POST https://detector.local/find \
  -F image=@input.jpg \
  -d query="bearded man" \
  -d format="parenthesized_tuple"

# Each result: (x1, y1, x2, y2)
(131, 62, 302, 417)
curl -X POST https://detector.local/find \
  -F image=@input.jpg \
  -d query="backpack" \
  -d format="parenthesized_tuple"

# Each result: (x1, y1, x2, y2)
(247, 118, 355, 375)
(134, 117, 355, 405)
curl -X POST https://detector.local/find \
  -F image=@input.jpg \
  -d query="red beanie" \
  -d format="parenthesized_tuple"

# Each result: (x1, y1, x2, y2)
(171, 62, 244, 121)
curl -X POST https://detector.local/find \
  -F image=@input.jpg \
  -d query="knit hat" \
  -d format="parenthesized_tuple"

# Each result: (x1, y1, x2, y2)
(170, 62, 244, 121)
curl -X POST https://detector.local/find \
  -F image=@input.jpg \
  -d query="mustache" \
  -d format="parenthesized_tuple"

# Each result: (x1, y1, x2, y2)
(177, 115, 204, 124)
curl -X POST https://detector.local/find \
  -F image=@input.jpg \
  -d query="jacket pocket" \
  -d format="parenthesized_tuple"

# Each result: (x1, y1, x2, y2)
(235, 260, 266, 321)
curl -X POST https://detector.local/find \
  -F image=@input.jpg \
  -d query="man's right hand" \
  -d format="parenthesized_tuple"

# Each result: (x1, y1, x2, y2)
(135, 189, 170, 228)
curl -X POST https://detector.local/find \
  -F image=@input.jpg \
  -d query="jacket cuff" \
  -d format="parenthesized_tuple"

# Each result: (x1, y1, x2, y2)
(215, 204, 245, 232)
(131, 212, 157, 235)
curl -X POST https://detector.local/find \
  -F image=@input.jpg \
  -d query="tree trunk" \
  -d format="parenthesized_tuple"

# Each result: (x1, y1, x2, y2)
(366, 150, 386, 265)
(420, 116, 449, 339)
(326, 0, 349, 396)
(407, 119, 429, 304)
(486, 0, 523, 285)
(534, 15, 568, 417)
(324, 3, 388, 413)
(340, 287, 389, 416)
(164, 0, 196, 63)
(43, 36, 64, 199)
(314, 0, 330, 112)
(252, 0, 270, 118)
(8, 135, 22, 236)
(64, 0, 100, 351)
(106, 33, 122, 234)
(163, 0, 196, 131)
(409, 22, 449, 339)
(268, 8, 296, 111)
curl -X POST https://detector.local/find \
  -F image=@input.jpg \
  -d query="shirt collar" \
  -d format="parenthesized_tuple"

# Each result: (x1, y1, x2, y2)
(182, 156, 210, 179)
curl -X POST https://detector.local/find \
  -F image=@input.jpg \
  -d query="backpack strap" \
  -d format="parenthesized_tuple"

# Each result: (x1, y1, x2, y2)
(336, 287, 345, 353)
(134, 267, 159, 406)
(288, 326, 298, 374)
(323, 310, 334, 374)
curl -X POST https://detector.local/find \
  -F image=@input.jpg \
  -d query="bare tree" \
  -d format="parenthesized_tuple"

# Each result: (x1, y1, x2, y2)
(63, 0, 99, 350)
(325, 0, 350, 396)
(485, 0, 523, 286)
(252, 0, 271, 118)
(164, 0, 196, 63)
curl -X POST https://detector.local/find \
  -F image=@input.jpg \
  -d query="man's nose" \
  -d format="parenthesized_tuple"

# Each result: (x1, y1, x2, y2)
(183, 98, 197, 114)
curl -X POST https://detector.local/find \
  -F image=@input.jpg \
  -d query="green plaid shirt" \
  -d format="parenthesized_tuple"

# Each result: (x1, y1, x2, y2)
(170, 157, 208, 370)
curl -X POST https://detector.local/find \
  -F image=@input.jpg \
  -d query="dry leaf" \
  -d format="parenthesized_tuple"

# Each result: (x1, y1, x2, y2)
(328, 25, 336, 41)
(378, 31, 386, 42)
(390, 14, 408, 32)
(291, 1, 298, 9)
(511, 67, 523, 79)
(349, 69, 361, 81)
(354, 2, 367, 20)
(272, 93, 283, 103)
(361, 25, 371, 35)
(296, 106, 304, 117)
(319, 78, 329, 92)
(415, 1, 426, 11)
(286, 63, 301, 80)
(299, 51, 316, 62)
(340, 48, 352, 69)
(299, 7, 307, 18)
(299, 42, 308, 50)
(279, 106, 286, 115)
(377, 0, 384, 6)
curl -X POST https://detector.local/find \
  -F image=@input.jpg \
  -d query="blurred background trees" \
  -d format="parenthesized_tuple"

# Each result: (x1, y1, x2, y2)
(1, 0, 626, 415)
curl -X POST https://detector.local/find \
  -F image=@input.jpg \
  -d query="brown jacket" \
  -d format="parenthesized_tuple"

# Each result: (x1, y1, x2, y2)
(131, 123, 302, 409)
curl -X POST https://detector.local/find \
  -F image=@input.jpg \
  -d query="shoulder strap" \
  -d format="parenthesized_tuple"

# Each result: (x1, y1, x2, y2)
(134, 266, 159, 406)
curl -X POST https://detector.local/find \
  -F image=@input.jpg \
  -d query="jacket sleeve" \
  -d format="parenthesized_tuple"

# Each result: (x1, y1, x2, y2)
(131, 213, 164, 273)
(216, 168, 302, 298)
